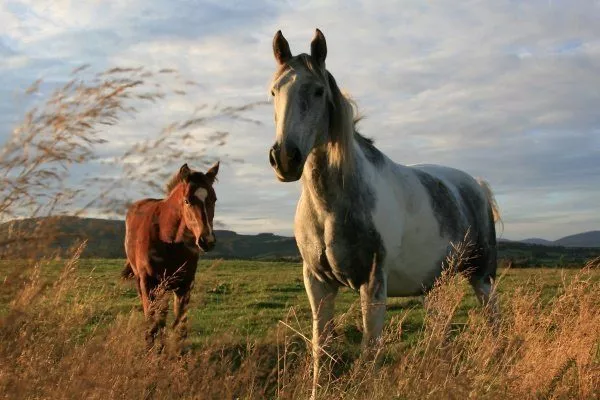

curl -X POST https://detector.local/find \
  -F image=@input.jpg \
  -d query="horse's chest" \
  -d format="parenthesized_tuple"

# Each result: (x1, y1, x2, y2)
(297, 207, 383, 290)
(148, 242, 199, 281)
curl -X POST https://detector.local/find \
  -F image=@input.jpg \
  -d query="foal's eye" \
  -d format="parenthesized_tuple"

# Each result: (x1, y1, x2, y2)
(270, 89, 275, 97)
(315, 87, 325, 97)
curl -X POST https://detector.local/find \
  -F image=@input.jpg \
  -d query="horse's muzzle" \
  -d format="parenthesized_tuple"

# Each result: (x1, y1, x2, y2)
(269, 143, 303, 182)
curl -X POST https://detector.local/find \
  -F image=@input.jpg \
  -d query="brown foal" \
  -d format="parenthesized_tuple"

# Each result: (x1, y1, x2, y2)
(123, 162, 219, 346)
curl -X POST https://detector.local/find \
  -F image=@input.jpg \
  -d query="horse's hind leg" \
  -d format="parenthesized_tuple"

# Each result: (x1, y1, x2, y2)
(139, 275, 152, 319)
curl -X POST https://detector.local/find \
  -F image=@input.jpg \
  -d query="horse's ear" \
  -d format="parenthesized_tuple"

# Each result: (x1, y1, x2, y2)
(273, 30, 292, 65)
(179, 163, 191, 182)
(310, 28, 327, 67)
(205, 161, 220, 184)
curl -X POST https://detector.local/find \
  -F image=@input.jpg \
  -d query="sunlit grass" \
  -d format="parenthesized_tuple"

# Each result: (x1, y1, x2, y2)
(1, 256, 598, 399)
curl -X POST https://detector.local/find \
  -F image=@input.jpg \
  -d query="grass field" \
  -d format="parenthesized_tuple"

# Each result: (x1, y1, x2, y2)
(0, 258, 591, 345)
(0, 256, 599, 399)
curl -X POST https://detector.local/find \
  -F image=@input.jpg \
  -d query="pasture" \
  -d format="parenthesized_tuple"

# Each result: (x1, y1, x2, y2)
(0, 256, 598, 399)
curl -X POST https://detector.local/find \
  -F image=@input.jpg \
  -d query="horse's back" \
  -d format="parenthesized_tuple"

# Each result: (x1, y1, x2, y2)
(127, 198, 161, 220)
(125, 198, 161, 235)
(124, 198, 162, 276)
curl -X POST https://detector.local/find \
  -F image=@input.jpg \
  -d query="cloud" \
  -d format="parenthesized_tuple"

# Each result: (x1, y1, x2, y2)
(1, 0, 599, 239)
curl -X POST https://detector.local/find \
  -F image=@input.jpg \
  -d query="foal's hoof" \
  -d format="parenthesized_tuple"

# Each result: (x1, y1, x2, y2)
(145, 332, 165, 354)
(146, 340, 165, 355)
(176, 343, 192, 358)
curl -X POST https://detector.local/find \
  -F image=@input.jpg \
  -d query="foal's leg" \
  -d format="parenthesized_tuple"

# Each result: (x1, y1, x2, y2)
(172, 284, 192, 354)
(140, 276, 167, 348)
(304, 263, 338, 394)
(134, 275, 143, 310)
(172, 288, 191, 329)
(139, 274, 152, 319)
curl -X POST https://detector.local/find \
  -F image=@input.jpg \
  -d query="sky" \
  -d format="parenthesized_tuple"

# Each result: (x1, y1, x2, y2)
(1, 0, 599, 240)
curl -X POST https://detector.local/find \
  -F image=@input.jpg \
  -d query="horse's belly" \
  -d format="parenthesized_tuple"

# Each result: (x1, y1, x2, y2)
(386, 258, 440, 296)
(385, 237, 448, 297)
(370, 174, 450, 297)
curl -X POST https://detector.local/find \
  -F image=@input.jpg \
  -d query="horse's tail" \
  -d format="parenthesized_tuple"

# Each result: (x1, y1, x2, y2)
(477, 179, 504, 233)
(121, 261, 135, 279)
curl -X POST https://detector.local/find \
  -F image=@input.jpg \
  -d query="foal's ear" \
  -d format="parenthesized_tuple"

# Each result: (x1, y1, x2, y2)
(273, 30, 292, 65)
(310, 28, 327, 67)
(205, 161, 220, 184)
(179, 163, 191, 182)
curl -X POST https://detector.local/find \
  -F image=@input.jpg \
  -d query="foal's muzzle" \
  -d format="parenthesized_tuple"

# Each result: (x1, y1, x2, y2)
(197, 235, 216, 252)
(269, 142, 303, 182)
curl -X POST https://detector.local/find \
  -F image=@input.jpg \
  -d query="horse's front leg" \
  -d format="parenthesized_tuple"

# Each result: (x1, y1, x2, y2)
(303, 263, 338, 394)
(359, 254, 387, 351)
(470, 275, 500, 326)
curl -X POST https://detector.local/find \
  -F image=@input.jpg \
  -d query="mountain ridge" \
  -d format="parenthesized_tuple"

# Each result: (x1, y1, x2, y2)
(1, 217, 598, 264)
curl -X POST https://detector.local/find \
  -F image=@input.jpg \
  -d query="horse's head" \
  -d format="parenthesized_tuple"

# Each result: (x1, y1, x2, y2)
(268, 29, 333, 182)
(177, 162, 219, 252)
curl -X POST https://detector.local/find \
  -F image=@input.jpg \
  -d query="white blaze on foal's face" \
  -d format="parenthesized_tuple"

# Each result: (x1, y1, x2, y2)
(194, 187, 208, 202)
(194, 188, 215, 242)
(192, 186, 213, 237)
(183, 183, 215, 251)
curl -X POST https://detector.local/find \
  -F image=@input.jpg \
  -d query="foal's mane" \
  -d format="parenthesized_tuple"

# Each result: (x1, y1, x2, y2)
(165, 172, 185, 194)
(272, 54, 375, 174)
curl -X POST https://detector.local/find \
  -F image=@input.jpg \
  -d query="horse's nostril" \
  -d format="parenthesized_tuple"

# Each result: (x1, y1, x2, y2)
(269, 148, 277, 167)
(290, 147, 301, 164)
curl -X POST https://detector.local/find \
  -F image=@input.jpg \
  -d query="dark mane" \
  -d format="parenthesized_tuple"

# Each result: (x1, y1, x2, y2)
(353, 118, 385, 166)
(352, 115, 373, 144)
(354, 130, 374, 146)
(165, 171, 184, 194)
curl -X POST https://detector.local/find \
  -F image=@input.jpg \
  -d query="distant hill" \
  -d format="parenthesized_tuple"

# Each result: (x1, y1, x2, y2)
(520, 238, 554, 246)
(554, 231, 600, 248)
(1, 217, 599, 266)
(520, 231, 600, 248)
(0, 216, 299, 261)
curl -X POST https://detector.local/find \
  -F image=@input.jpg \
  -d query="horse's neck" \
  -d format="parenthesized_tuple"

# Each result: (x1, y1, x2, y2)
(302, 143, 363, 206)
(158, 185, 188, 243)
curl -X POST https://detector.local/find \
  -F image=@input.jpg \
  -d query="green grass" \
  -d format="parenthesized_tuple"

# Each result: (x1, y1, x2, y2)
(1, 257, 598, 399)
(1, 258, 595, 347)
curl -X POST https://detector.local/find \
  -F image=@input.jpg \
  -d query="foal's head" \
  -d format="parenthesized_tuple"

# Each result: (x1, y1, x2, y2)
(268, 29, 354, 182)
(173, 162, 219, 252)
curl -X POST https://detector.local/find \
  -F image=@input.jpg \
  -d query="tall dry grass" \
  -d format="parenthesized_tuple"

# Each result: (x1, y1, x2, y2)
(0, 250, 597, 399)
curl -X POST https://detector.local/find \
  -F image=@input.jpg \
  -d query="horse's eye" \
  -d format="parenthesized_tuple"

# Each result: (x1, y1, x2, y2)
(184, 199, 190, 205)
(315, 87, 324, 97)
(270, 89, 275, 97)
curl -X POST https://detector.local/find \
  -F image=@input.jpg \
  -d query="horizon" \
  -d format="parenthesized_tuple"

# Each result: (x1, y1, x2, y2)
(3, 214, 598, 242)
(1, 1, 599, 240)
